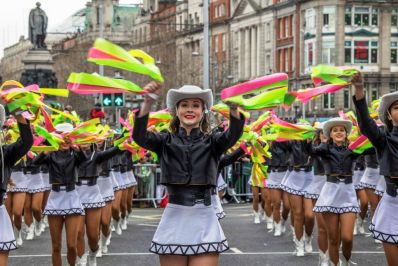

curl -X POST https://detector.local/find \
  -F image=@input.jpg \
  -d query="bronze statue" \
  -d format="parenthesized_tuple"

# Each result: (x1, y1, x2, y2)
(29, 2, 48, 49)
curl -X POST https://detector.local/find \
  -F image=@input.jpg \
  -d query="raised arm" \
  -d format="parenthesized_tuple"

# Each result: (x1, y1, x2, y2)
(310, 142, 329, 156)
(352, 73, 385, 148)
(218, 146, 246, 170)
(95, 146, 121, 163)
(5, 116, 34, 166)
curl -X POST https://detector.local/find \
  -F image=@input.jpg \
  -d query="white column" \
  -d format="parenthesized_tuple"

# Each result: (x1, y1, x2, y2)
(251, 26, 256, 78)
(257, 24, 262, 76)
(245, 27, 251, 79)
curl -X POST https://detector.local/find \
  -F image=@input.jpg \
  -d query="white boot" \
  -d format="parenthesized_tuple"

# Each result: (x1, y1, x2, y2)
(40, 218, 46, 233)
(15, 228, 23, 246)
(106, 230, 112, 246)
(101, 233, 109, 254)
(291, 225, 296, 242)
(375, 239, 382, 244)
(318, 250, 329, 266)
(34, 218, 42, 237)
(26, 224, 35, 240)
(304, 233, 313, 253)
(43, 215, 49, 228)
(356, 217, 365, 234)
(78, 253, 87, 266)
(121, 217, 128, 230)
(115, 219, 122, 235)
(111, 219, 115, 232)
(265, 214, 273, 230)
(253, 211, 260, 224)
(340, 257, 353, 266)
(96, 238, 102, 258)
(88, 249, 98, 266)
(274, 221, 282, 236)
(281, 218, 287, 233)
(294, 237, 305, 257)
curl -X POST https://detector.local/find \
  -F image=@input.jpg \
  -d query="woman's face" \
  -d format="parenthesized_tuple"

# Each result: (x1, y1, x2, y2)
(60, 139, 71, 151)
(388, 101, 398, 125)
(330, 125, 347, 144)
(80, 143, 91, 151)
(176, 98, 204, 129)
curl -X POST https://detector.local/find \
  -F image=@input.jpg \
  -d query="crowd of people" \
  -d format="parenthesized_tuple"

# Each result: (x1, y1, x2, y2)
(0, 71, 397, 266)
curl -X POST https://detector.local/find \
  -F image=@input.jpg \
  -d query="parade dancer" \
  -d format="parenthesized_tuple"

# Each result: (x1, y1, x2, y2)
(96, 139, 115, 256)
(250, 158, 271, 227)
(353, 73, 398, 266)
(41, 161, 51, 231)
(76, 142, 120, 266)
(281, 140, 314, 256)
(0, 112, 33, 266)
(304, 124, 328, 265)
(110, 150, 124, 235)
(124, 150, 138, 219)
(33, 123, 85, 266)
(5, 160, 27, 246)
(312, 117, 367, 266)
(352, 156, 367, 235)
(267, 141, 290, 236)
(119, 150, 136, 231)
(23, 156, 46, 240)
(133, 82, 244, 266)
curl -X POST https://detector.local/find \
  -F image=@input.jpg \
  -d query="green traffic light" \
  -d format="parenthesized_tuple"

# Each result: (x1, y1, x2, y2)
(114, 93, 124, 106)
(103, 94, 112, 106)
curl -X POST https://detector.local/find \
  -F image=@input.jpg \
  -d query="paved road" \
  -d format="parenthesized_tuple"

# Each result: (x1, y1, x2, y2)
(9, 204, 386, 266)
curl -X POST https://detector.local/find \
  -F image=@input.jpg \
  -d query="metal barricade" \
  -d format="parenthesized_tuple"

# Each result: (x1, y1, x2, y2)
(133, 163, 167, 208)
(224, 161, 253, 203)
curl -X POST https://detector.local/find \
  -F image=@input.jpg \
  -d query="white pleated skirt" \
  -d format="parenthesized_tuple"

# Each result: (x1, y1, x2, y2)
(43, 189, 85, 216)
(281, 170, 313, 196)
(41, 172, 52, 191)
(374, 176, 386, 197)
(111, 171, 123, 191)
(353, 170, 364, 190)
(370, 193, 398, 243)
(360, 167, 380, 189)
(314, 181, 359, 214)
(305, 175, 326, 200)
(211, 194, 225, 220)
(149, 203, 229, 255)
(122, 171, 136, 188)
(217, 174, 227, 192)
(267, 171, 286, 189)
(8, 171, 28, 193)
(0, 205, 17, 251)
(97, 176, 115, 202)
(25, 173, 46, 193)
(76, 183, 105, 209)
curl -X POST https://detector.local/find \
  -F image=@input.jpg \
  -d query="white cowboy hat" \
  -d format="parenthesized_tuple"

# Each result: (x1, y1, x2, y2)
(314, 122, 324, 131)
(166, 85, 213, 113)
(323, 118, 352, 138)
(55, 123, 74, 133)
(378, 91, 398, 124)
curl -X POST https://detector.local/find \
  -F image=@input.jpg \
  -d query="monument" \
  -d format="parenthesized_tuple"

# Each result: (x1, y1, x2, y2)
(20, 2, 57, 89)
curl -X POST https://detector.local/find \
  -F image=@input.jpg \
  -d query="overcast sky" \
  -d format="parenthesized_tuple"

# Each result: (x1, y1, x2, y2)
(0, 0, 141, 57)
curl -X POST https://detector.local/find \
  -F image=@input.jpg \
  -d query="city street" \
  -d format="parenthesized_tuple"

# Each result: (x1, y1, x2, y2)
(9, 204, 386, 266)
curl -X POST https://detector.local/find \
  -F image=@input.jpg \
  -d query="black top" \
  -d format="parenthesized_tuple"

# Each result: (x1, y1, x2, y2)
(289, 140, 312, 167)
(133, 112, 245, 186)
(110, 153, 121, 172)
(24, 156, 41, 175)
(354, 155, 365, 171)
(217, 147, 245, 176)
(354, 97, 398, 177)
(313, 156, 325, 176)
(1, 122, 33, 192)
(33, 149, 83, 185)
(311, 143, 358, 176)
(77, 147, 120, 179)
(364, 151, 378, 168)
(269, 141, 290, 168)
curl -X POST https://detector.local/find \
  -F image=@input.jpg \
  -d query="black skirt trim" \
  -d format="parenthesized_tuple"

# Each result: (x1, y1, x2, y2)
(354, 184, 364, 190)
(313, 206, 360, 214)
(216, 212, 226, 220)
(82, 202, 105, 209)
(266, 184, 282, 189)
(374, 190, 384, 197)
(304, 193, 319, 200)
(149, 239, 229, 255)
(27, 188, 47, 194)
(369, 223, 398, 244)
(8, 188, 28, 193)
(103, 196, 115, 202)
(359, 182, 377, 190)
(0, 240, 17, 251)
(280, 185, 306, 196)
(43, 208, 85, 216)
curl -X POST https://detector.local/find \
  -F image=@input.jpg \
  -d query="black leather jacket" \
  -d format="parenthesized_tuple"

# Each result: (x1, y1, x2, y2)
(0, 122, 33, 193)
(110, 153, 121, 172)
(311, 143, 359, 176)
(364, 151, 378, 169)
(269, 141, 290, 168)
(217, 147, 245, 176)
(354, 155, 365, 171)
(313, 156, 325, 176)
(133, 112, 244, 186)
(24, 157, 41, 175)
(290, 140, 312, 167)
(77, 147, 120, 179)
(354, 97, 398, 177)
(33, 149, 83, 185)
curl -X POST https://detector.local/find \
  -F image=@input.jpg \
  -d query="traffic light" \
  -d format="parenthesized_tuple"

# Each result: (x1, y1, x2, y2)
(102, 94, 112, 107)
(114, 93, 124, 107)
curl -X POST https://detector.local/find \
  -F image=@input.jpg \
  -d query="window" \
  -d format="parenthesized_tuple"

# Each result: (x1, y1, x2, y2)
(266, 23, 271, 42)
(322, 41, 336, 64)
(354, 7, 370, 26)
(370, 86, 378, 101)
(265, 54, 271, 73)
(371, 8, 378, 26)
(219, 4, 225, 17)
(392, 42, 398, 64)
(222, 34, 226, 51)
(344, 89, 350, 109)
(285, 17, 289, 37)
(279, 18, 284, 39)
(390, 83, 398, 93)
(214, 6, 218, 18)
(285, 49, 289, 72)
(345, 7, 352, 25)
(214, 35, 218, 53)
(345, 41, 352, 63)
(393, 9, 398, 27)
(354, 41, 368, 63)
(305, 42, 314, 68)
(323, 93, 335, 109)
(305, 9, 315, 29)
(323, 14, 329, 26)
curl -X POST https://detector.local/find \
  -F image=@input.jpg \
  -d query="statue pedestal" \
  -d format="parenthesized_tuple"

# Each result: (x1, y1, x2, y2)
(20, 49, 58, 94)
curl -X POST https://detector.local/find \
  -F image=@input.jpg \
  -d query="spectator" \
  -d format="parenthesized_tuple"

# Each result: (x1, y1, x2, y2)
(90, 103, 105, 119)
